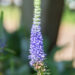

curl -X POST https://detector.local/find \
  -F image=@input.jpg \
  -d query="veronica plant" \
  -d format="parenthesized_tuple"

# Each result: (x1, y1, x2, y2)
(29, 0, 50, 75)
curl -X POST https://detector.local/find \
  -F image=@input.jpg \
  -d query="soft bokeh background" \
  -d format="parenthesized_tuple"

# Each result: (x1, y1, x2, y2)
(0, 0, 75, 75)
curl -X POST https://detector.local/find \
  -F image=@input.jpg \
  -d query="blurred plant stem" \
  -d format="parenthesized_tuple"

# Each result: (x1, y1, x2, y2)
(0, 62, 4, 75)
(10, 57, 15, 75)
(0, 11, 4, 75)
(37, 69, 43, 75)
(0, 48, 4, 75)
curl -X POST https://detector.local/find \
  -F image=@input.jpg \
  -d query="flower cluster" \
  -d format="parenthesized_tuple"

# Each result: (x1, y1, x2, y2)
(29, 0, 46, 68)
(29, 24, 46, 66)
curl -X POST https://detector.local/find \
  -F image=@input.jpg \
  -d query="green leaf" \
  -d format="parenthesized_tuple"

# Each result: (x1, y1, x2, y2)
(0, 11, 4, 25)
(4, 48, 16, 54)
(0, 55, 6, 60)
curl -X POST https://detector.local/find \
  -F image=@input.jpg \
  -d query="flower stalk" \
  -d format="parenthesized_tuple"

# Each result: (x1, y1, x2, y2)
(29, 0, 47, 75)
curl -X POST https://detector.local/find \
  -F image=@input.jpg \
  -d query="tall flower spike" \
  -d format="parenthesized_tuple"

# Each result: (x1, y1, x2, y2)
(29, 0, 46, 69)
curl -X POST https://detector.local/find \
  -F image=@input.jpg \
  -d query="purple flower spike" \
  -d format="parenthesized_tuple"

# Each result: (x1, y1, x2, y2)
(29, 24, 46, 66)
(29, 0, 46, 67)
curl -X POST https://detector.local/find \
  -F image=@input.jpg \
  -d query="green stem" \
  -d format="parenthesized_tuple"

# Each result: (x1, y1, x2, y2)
(0, 11, 4, 75)
(10, 57, 14, 75)
(37, 69, 43, 75)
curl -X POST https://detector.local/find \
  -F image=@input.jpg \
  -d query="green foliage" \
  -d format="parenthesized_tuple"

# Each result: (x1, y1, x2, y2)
(43, 65, 51, 75)
(0, 11, 3, 25)
(62, 5, 75, 24)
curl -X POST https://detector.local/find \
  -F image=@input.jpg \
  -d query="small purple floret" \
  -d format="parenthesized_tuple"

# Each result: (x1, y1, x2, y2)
(29, 24, 46, 66)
